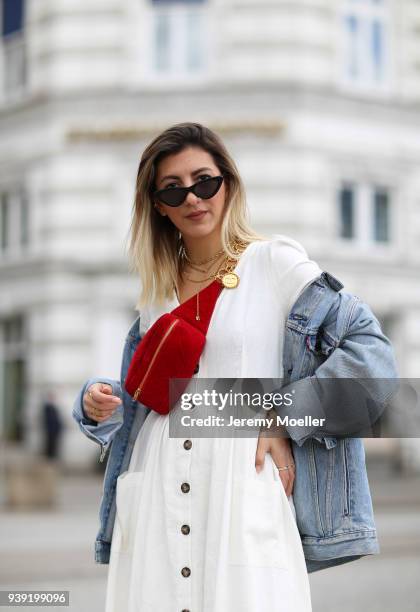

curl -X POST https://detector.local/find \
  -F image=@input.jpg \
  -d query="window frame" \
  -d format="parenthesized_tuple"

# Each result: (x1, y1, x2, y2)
(336, 0, 394, 96)
(336, 180, 393, 249)
(0, 313, 26, 442)
(1, 0, 27, 102)
(0, 184, 30, 259)
(142, 0, 211, 83)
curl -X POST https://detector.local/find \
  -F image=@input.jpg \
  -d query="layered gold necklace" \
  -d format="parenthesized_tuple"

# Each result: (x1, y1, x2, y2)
(176, 238, 250, 320)
(180, 238, 249, 289)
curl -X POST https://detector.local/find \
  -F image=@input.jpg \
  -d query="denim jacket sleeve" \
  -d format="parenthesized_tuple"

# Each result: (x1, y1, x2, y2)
(71, 377, 124, 450)
(277, 284, 400, 447)
(72, 315, 143, 461)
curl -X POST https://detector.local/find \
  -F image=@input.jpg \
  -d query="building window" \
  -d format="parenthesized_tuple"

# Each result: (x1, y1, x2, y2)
(338, 182, 391, 245)
(344, 15, 359, 79)
(2, 0, 24, 36)
(0, 315, 26, 442)
(0, 186, 29, 256)
(154, 11, 171, 72)
(20, 188, 28, 246)
(185, 9, 204, 72)
(339, 184, 355, 239)
(373, 187, 389, 242)
(1, 0, 26, 99)
(0, 192, 8, 250)
(371, 18, 384, 81)
(340, 0, 390, 90)
(150, 0, 208, 77)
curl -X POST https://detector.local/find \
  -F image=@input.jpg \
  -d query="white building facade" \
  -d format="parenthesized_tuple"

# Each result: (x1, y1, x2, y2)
(0, 0, 419, 469)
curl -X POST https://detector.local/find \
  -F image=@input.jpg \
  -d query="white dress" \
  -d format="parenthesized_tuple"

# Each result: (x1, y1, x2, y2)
(105, 235, 322, 612)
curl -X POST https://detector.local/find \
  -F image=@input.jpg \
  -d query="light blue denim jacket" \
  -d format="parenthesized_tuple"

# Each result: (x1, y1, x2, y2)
(72, 271, 399, 573)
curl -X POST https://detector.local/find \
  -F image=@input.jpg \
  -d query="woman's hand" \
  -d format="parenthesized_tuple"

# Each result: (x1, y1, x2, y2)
(255, 411, 296, 497)
(83, 382, 122, 423)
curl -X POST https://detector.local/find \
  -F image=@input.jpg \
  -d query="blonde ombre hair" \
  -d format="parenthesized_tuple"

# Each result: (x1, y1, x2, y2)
(127, 122, 267, 310)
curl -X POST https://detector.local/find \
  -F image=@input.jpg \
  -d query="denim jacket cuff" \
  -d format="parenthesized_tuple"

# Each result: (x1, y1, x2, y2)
(72, 377, 124, 447)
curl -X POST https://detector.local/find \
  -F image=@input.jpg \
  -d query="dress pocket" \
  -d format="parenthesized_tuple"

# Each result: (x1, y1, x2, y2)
(115, 471, 145, 553)
(228, 477, 289, 569)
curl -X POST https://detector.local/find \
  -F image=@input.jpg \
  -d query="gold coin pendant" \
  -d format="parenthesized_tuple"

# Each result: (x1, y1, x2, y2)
(222, 272, 239, 288)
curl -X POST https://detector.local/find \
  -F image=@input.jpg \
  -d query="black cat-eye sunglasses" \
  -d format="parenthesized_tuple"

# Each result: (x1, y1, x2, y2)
(153, 175, 224, 207)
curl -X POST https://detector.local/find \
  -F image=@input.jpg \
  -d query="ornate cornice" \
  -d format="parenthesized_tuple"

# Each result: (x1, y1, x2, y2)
(66, 119, 285, 142)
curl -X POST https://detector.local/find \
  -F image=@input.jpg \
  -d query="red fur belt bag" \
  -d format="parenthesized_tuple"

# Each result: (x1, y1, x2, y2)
(124, 280, 223, 415)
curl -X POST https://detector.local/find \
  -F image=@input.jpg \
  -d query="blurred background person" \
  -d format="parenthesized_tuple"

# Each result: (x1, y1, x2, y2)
(40, 390, 64, 461)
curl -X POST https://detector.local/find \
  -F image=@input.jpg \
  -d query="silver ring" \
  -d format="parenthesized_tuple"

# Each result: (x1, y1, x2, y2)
(277, 463, 295, 471)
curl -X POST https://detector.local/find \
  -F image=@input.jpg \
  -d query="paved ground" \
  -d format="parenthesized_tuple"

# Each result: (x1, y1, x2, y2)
(0, 457, 419, 612)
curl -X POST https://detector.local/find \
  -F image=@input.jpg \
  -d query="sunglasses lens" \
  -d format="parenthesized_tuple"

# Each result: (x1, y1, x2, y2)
(155, 176, 223, 207)
(194, 176, 222, 200)
(158, 189, 186, 207)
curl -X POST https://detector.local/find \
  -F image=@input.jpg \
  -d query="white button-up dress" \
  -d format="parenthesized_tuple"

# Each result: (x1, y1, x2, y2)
(105, 235, 322, 612)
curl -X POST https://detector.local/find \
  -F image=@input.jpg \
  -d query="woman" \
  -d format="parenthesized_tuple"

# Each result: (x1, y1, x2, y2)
(74, 122, 397, 611)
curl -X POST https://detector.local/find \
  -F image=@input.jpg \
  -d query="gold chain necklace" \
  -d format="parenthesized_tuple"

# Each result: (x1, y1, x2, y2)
(186, 252, 225, 275)
(217, 239, 250, 287)
(184, 256, 228, 283)
(176, 238, 250, 321)
(182, 246, 225, 267)
(183, 239, 249, 288)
